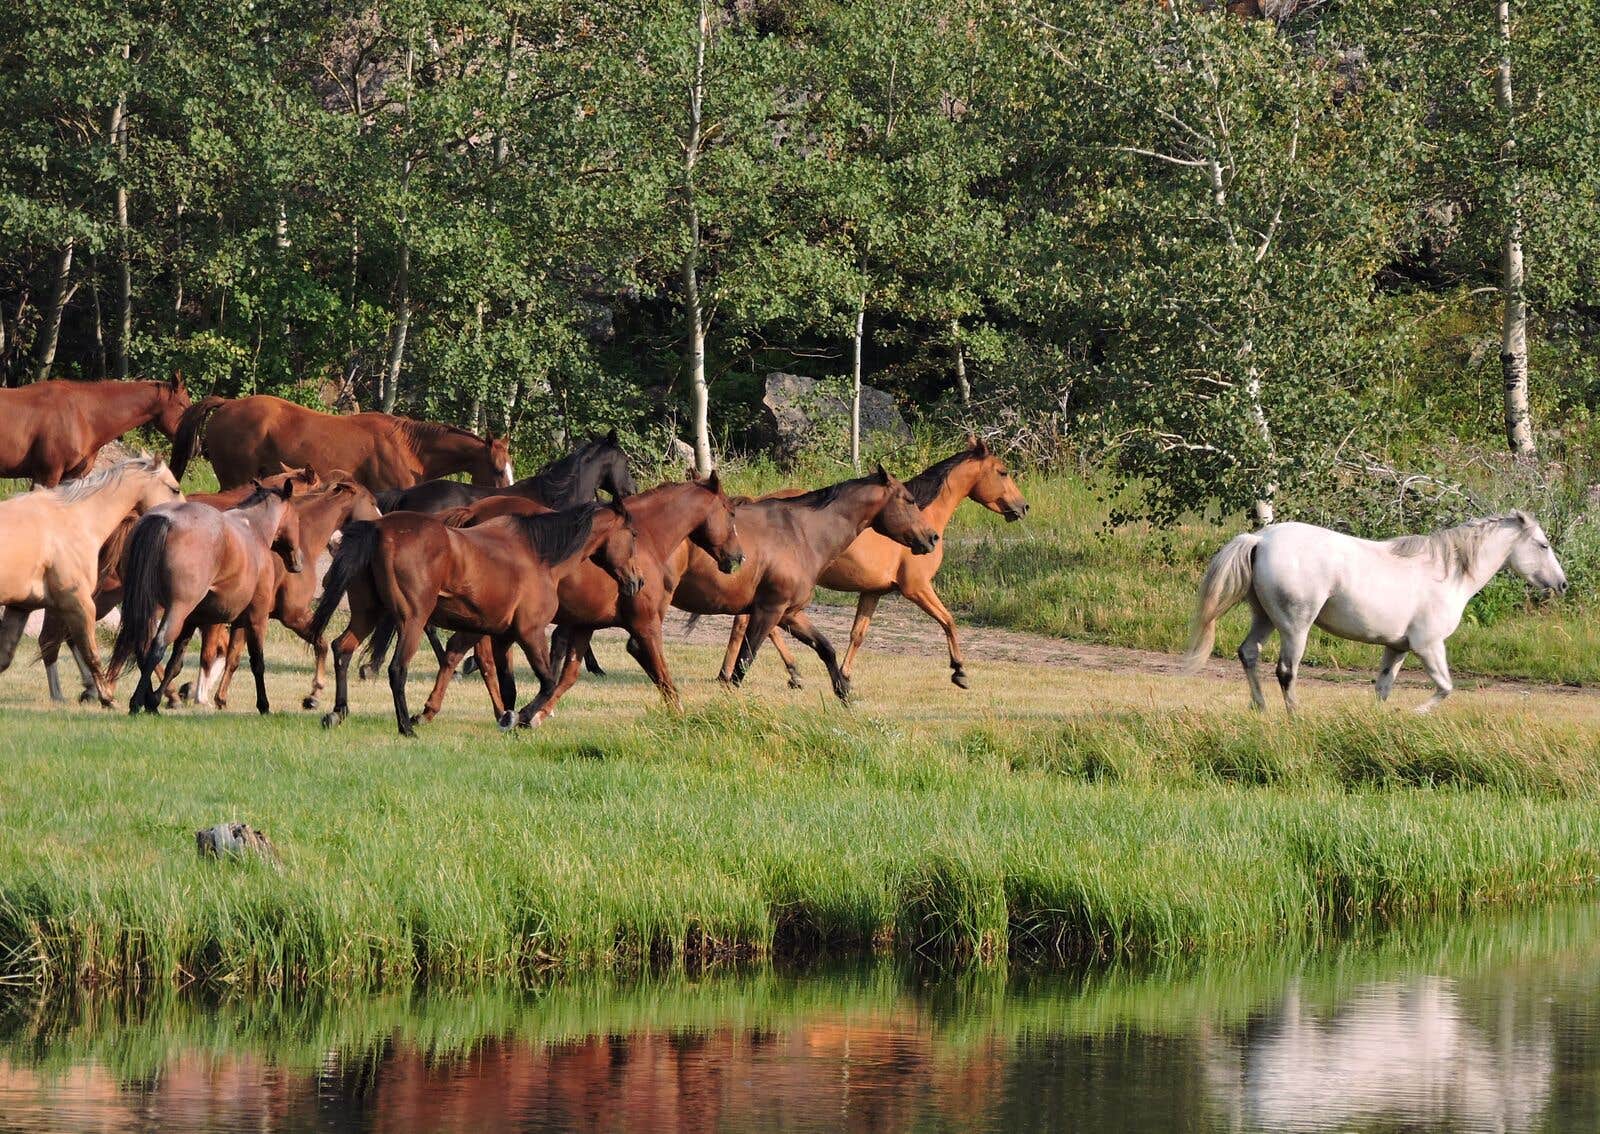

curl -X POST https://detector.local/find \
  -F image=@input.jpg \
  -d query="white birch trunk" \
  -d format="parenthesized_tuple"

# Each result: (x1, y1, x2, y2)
(951, 319, 971, 406)
(682, 1, 713, 476)
(850, 291, 866, 471)
(1496, 0, 1535, 458)
(111, 44, 131, 381)
(35, 239, 75, 381)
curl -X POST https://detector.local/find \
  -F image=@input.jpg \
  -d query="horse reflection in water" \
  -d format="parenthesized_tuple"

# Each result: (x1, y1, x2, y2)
(1204, 976, 1553, 1134)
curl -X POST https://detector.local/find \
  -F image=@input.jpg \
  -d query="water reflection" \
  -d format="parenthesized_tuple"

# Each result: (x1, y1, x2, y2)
(2, 905, 1598, 1134)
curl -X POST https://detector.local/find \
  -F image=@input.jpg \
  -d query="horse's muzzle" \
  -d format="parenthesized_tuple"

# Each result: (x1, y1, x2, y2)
(911, 532, 939, 555)
(719, 553, 744, 574)
(1003, 502, 1029, 522)
(286, 551, 307, 574)
(620, 574, 646, 597)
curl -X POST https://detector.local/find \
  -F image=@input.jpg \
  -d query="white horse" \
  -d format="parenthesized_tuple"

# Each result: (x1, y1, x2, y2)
(1183, 512, 1567, 712)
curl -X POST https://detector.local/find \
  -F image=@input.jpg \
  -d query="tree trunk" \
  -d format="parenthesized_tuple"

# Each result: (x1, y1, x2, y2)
(850, 291, 866, 471)
(89, 252, 108, 379)
(1496, 0, 1535, 458)
(382, 241, 410, 413)
(35, 239, 76, 381)
(111, 44, 131, 381)
(682, 1, 713, 476)
(951, 319, 971, 406)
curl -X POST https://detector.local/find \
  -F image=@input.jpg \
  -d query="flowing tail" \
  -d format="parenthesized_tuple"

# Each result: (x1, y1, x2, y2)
(1182, 532, 1261, 673)
(169, 395, 228, 481)
(309, 521, 380, 641)
(109, 514, 173, 678)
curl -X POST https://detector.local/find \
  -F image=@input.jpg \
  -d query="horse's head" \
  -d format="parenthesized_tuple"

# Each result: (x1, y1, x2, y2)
(326, 478, 382, 523)
(1506, 512, 1567, 595)
(151, 373, 193, 438)
(278, 462, 322, 492)
(689, 469, 744, 574)
(254, 478, 307, 573)
(869, 464, 939, 554)
(963, 435, 1029, 522)
(134, 455, 186, 512)
(593, 427, 638, 499)
(591, 498, 646, 597)
(471, 435, 515, 488)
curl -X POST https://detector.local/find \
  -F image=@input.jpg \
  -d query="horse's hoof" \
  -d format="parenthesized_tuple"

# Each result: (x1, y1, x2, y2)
(497, 711, 515, 731)
(951, 670, 970, 690)
(302, 696, 319, 711)
(357, 665, 372, 681)
(462, 657, 480, 676)
(321, 711, 343, 729)
(786, 672, 804, 690)
(79, 690, 97, 705)
(586, 663, 607, 677)
(408, 713, 425, 727)
(178, 682, 193, 703)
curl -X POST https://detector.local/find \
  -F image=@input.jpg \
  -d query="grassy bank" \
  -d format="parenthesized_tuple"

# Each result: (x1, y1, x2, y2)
(0, 630, 1597, 990)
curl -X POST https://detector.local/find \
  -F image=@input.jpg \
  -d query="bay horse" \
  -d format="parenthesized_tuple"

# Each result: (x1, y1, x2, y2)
(1183, 512, 1567, 713)
(170, 394, 513, 493)
(675, 465, 940, 702)
(0, 375, 191, 486)
(35, 465, 320, 703)
(0, 455, 185, 705)
(365, 429, 637, 678)
(409, 473, 745, 728)
(166, 478, 382, 712)
(310, 499, 646, 736)
(723, 437, 1029, 690)
(111, 480, 307, 715)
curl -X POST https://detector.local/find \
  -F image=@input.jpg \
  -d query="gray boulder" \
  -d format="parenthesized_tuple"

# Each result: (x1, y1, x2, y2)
(760, 372, 910, 461)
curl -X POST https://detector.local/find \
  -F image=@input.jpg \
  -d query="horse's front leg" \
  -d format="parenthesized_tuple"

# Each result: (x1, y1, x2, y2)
(1411, 640, 1453, 713)
(781, 608, 849, 702)
(0, 607, 31, 674)
(244, 615, 272, 714)
(415, 630, 479, 725)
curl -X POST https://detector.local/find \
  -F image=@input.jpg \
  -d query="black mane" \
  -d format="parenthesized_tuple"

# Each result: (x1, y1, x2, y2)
(508, 501, 603, 565)
(783, 473, 881, 511)
(905, 450, 976, 509)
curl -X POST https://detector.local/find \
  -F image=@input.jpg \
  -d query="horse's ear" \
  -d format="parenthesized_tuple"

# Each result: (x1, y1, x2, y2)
(873, 462, 892, 484)
(706, 469, 722, 494)
(972, 434, 989, 456)
(170, 371, 185, 392)
(250, 477, 265, 492)
(279, 479, 297, 500)
(605, 427, 620, 445)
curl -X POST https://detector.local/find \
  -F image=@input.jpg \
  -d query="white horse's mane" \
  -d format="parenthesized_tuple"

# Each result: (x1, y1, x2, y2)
(1385, 511, 1533, 578)
(51, 455, 168, 503)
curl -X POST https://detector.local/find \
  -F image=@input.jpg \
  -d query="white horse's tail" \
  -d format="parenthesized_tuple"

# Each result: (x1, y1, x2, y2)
(1182, 532, 1261, 673)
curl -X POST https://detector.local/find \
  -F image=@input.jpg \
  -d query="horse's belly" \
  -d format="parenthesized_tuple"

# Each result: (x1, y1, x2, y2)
(1313, 593, 1411, 648)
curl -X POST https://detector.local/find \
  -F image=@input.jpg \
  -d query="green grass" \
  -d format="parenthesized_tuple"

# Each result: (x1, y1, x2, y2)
(0, 630, 1597, 991)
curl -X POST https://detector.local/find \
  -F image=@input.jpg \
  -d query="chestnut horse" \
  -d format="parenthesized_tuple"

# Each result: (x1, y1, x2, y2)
(724, 438, 1029, 690)
(311, 499, 645, 736)
(0, 455, 185, 704)
(0, 376, 191, 485)
(410, 474, 746, 728)
(111, 480, 306, 715)
(36, 465, 320, 703)
(166, 478, 382, 712)
(170, 394, 513, 492)
(672, 466, 938, 702)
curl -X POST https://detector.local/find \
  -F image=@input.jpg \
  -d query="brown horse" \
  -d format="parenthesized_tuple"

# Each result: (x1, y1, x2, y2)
(0, 376, 191, 485)
(0, 456, 185, 705)
(672, 466, 939, 702)
(166, 478, 382, 711)
(411, 473, 746, 728)
(311, 499, 646, 736)
(36, 464, 320, 703)
(111, 480, 306, 715)
(724, 438, 1029, 689)
(170, 394, 513, 493)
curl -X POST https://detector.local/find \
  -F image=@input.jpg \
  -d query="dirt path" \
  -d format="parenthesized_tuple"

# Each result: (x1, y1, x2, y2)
(666, 597, 1594, 698)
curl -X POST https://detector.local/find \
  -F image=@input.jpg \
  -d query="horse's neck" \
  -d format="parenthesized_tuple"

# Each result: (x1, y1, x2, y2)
(1458, 526, 1520, 596)
(632, 487, 702, 557)
(294, 494, 352, 550)
(81, 477, 159, 541)
(919, 462, 979, 531)
(417, 432, 479, 479)
(806, 485, 885, 562)
(232, 499, 283, 546)
(83, 382, 159, 443)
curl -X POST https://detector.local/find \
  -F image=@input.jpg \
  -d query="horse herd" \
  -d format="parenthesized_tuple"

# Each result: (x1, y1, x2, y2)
(0, 377, 1572, 735)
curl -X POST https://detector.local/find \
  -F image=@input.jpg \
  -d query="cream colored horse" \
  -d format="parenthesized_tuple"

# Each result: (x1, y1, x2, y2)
(1184, 512, 1566, 713)
(0, 455, 185, 704)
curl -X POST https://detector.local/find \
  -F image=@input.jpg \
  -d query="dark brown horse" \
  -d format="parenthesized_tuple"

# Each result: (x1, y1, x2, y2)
(725, 438, 1029, 689)
(166, 478, 382, 712)
(36, 465, 319, 703)
(672, 466, 938, 701)
(170, 394, 513, 493)
(410, 474, 745, 728)
(111, 480, 306, 714)
(311, 499, 646, 736)
(0, 375, 191, 486)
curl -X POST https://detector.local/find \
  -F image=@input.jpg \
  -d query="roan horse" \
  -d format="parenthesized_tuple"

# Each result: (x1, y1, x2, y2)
(165, 478, 382, 712)
(112, 480, 307, 715)
(170, 394, 513, 493)
(0, 455, 185, 705)
(408, 473, 746, 728)
(724, 438, 1029, 690)
(365, 429, 638, 679)
(1183, 512, 1568, 713)
(674, 466, 939, 702)
(0, 375, 191, 485)
(35, 465, 321, 703)
(311, 499, 646, 736)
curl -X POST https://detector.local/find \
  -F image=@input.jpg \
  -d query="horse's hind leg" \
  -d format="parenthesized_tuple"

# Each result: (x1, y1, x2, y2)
(39, 614, 66, 702)
(415, 631, 480, 725)
(387, 618, 427, 737)
(718, 615, 749, 683)
(1275, 624, 1310, 715)
(244, 617, 272, 714)
(1411, 640, 1452, 713)
(1237, 603, 1275, 712)
(1375, 647, 1406, 703)
(0, 607, 31, 673)
(155, 628, 196, 708)
(840, 591, 883, 685)
(781, 609, 848, 702)
(323, 608, 378, 729)
(519, 627, 592, 728)
(583, 645, 606, 677)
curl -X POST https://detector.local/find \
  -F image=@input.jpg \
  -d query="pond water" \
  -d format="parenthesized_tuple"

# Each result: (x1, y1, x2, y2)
(3, 905, 1599, 1133)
